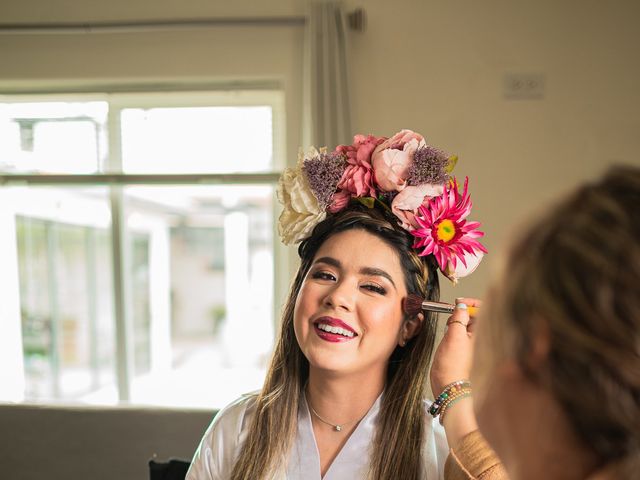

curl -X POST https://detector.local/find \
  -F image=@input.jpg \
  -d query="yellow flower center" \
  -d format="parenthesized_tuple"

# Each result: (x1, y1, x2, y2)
(436, 219, 456, 243)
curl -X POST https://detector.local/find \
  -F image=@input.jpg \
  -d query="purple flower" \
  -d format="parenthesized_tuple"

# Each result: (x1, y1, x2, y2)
(407, 146, 451, 186)
(302, 151, 347, 209)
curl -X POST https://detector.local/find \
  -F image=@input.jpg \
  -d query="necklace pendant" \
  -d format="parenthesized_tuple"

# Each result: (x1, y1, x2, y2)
(334, 425, 341, 432)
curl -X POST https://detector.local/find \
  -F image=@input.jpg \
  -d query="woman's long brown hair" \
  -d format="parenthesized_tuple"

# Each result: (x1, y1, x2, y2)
(230, 203, 439, 480)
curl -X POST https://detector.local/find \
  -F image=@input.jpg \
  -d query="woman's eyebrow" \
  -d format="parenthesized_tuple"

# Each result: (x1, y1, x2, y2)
(359, 267, 397, 290)
(314, 256, 341, 268)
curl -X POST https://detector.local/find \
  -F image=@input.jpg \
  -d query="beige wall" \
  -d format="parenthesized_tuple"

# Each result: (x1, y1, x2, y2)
(1, 0, 639, 301)
(344, 0, 640, 299)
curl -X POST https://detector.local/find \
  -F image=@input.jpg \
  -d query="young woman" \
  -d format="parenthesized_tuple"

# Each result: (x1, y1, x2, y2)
(472, 165, 640, 480)
(187, 130, 504, 479)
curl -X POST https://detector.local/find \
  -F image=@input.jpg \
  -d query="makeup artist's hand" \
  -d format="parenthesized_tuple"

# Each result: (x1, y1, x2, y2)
(429, 297, 481, 448)
(430, 297, 480, 395)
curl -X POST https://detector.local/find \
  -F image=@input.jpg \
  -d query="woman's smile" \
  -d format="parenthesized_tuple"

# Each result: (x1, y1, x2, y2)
(313, 316, 358, 342)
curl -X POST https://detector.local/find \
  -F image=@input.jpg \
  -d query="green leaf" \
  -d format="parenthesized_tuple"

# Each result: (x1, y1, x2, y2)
(354, 196, 376, 208)
(445, 155, 458, 173)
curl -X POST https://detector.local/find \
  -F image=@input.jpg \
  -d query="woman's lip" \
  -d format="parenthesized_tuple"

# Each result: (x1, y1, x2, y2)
(313, 323, 356, 343)
(312, 316, 358, 343)
(313, 316, 357, 335)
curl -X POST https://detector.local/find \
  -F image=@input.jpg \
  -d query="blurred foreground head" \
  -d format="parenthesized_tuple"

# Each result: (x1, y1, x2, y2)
(475, 165, 640, 477)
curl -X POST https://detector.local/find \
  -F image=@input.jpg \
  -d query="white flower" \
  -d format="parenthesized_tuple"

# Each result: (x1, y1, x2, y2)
(443, 251, 484, 285)
(277, 149, 327, 245)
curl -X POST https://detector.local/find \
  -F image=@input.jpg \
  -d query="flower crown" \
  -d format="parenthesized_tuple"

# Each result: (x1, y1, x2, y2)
(277, 129, 487, 283)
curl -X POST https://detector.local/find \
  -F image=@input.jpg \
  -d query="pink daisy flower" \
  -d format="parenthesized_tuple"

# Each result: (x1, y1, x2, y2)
(412, 177, 487, 278)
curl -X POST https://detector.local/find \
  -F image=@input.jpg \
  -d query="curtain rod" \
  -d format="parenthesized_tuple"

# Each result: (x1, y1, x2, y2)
(0, 16, 307, 35)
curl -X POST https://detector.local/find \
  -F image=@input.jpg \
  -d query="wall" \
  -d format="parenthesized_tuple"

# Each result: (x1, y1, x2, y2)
(1, 0, 639, 298)
(344, 0, 640, 298)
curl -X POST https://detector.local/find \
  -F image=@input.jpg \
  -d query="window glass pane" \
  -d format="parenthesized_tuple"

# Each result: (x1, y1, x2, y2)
(0, 102, 108, 174)
(132, 234, 152, 376)
(17, 218, 51, 399)
(7, 187, 117, 403)
(120, 106, 273, 173)
(124, 184, 275, 408)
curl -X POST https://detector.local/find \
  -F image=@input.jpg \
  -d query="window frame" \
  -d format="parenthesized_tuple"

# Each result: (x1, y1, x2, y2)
(0, 89, 288, 404)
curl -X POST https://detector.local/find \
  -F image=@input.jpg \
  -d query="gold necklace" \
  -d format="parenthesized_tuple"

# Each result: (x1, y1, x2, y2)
(306, 398, 363, 432)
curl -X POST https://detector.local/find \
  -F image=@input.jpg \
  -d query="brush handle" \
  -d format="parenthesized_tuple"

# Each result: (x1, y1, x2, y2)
(421, 301, 479, 317)
(466, 306, 479, 317)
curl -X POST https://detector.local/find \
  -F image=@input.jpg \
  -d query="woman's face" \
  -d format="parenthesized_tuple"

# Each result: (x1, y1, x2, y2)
(293, 229, 409, 377)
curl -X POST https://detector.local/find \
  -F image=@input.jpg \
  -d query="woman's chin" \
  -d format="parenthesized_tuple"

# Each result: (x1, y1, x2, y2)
(306, 351, 358, 376)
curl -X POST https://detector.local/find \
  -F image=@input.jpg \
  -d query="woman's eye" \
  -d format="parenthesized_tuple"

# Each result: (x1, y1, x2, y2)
(311, 271, 336, 281)
(362, 283, 386, 295)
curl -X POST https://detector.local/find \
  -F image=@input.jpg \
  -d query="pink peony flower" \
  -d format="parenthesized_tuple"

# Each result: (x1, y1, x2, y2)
(334, 134, 385, 197)
(328, 190, 351, 213)
(411, 177, 488, 283)
(372, 129, 426, 192)
(390, 183, 445, 230)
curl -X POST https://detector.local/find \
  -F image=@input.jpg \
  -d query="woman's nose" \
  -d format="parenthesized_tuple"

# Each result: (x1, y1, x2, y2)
(323, 280, 356, 311)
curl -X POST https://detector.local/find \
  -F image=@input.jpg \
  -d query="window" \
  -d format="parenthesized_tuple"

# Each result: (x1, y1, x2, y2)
(0, 91, 285, 409)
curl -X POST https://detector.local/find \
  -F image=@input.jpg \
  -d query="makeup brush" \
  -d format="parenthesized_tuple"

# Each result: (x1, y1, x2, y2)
(402, 294, 479, 317)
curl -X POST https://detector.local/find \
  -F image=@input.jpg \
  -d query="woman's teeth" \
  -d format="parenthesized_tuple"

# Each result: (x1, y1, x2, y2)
(317, 323, 355, 338)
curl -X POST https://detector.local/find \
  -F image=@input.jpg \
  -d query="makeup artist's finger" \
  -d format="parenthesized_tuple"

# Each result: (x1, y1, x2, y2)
(455, 297, 481, 304)
(455, 297, 482, 308)
(455, 297, 481, 333)
(466, 316, 478, 334)
(445, 303, 471, 335)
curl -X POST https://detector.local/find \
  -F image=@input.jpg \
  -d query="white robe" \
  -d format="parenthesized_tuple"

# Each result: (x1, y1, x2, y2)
(186, 393, 449, 480)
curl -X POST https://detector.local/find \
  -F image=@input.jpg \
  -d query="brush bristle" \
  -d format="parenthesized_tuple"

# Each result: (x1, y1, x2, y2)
(402, 294, 424, 316)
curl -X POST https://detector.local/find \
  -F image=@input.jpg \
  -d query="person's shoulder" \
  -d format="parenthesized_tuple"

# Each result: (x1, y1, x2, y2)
(219, 391, 259, 416)
(196, 392, 260, 452)
(185, 392, 260, 480)
(211, 391, 259, 434)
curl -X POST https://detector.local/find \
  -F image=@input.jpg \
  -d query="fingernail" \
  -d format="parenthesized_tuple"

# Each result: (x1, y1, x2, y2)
(455, 302, 468, 310)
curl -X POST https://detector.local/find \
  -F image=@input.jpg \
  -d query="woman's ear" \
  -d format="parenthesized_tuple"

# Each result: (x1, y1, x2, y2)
(399, 312, 424, 345)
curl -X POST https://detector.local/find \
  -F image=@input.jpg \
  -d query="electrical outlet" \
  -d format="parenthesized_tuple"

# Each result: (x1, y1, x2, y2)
(503, 73, 545, 100)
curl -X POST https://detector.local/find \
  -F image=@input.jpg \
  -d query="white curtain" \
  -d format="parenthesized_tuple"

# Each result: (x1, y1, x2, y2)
(304, 0, 352, 148)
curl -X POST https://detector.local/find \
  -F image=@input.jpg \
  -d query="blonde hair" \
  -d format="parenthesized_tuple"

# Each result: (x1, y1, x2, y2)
(230, 203, 439, 480)
(482, 165, 640, 475)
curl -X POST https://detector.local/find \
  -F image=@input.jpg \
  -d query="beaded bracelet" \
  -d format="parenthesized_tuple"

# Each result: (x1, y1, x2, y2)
(429, 381, 470, 416)
(438, 387, 471, 414)
(438, 388, 472, 425)
(428, 380, 471, 417)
